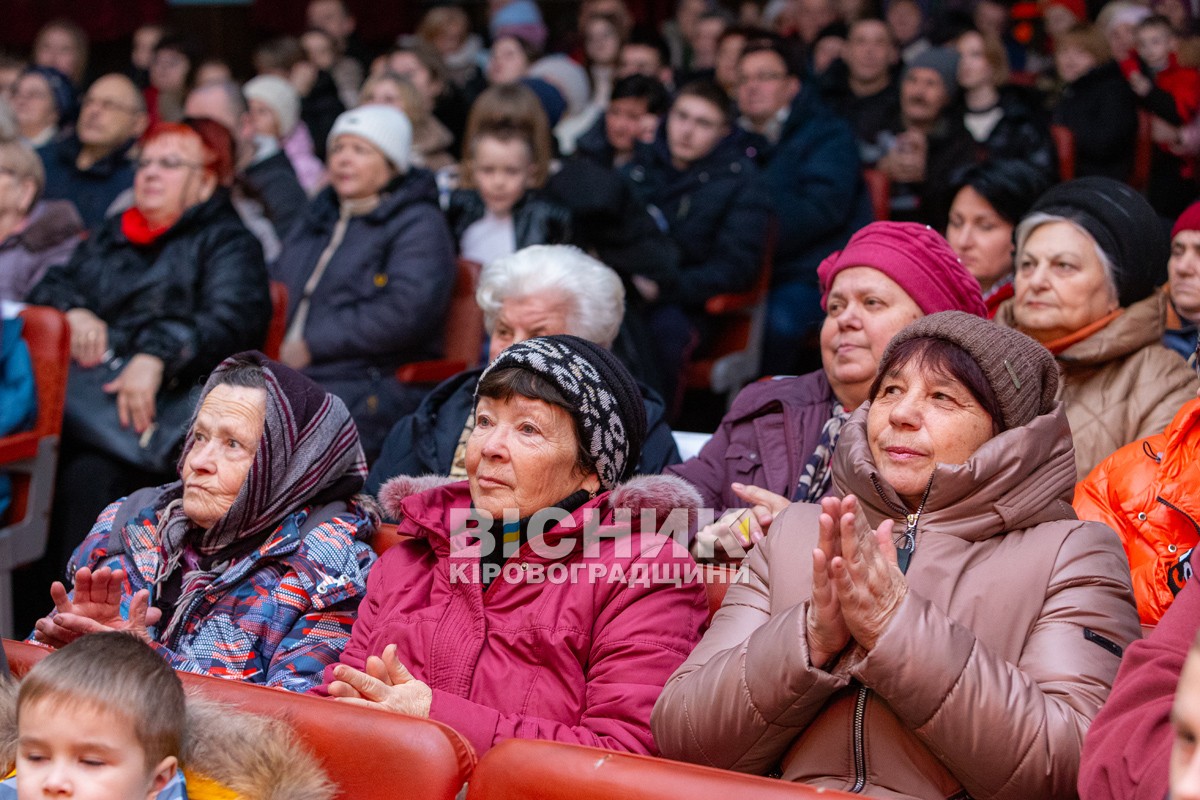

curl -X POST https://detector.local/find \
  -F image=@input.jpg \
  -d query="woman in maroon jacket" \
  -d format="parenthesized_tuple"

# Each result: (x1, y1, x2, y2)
(312, 335, 707, 756)
(669, 221, 986, 561)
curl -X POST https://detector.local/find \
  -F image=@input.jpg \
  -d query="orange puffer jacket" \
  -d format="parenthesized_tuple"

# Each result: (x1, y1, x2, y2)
(1075, 397, 1200, 625)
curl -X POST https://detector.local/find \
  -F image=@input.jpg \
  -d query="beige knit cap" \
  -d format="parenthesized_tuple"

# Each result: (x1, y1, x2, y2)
(880, 311, 1059, 430)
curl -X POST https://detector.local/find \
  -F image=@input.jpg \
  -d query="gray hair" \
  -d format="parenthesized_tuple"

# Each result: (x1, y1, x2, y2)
(476, 245, 625, 348)
(1014, 211, 1118, 298)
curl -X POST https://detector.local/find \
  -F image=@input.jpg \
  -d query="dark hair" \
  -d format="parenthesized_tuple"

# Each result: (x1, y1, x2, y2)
(624, 26, 672, 66)
(869, 337, 1004, 433)
(253, 36, 305, 74)
(950, 158, 1052, 225)
(20, 632, 185, 769)
(1138, 13, 1177, 32)
(154, 31, 203, 88)
(476, 366, 596, 474)
(674, 79, 734, 125)
(611, 74, 671, 115)
(739, 37, 806, 77)
(213, 354, 267, 391)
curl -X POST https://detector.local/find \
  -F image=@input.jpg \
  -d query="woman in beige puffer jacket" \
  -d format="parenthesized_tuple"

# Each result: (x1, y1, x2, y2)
(995, 177, 1198, 479)
(652, 312, 1141, 800)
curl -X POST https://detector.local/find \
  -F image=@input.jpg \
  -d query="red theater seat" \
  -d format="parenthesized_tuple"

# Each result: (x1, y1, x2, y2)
(4, 639, 475, 800)
(463, 739, 857, 800)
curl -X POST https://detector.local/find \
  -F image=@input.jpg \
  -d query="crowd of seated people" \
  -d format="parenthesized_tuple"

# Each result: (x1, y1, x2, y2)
(7, 0, 1200, 797)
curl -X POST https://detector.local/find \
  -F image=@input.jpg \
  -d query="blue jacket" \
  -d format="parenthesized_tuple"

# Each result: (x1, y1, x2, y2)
(38, 135, 137, 230)
(745, 85, 872, 287)
(623, 130, 771, 308)
(365, 367, 681, 499)
(45, 495, 377, 693)
(0, 316, 35, 519)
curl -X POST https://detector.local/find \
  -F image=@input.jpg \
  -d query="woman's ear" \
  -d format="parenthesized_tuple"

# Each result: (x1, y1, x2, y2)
(17, 178, 37, 216)
(144, 755, 178, 799)
(198, 169, 219, 201)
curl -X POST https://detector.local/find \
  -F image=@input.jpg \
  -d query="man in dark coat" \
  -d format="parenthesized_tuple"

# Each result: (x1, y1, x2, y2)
(39, 74, 147, 230)
(735, 40, 872, 375)
(821, 18, 902, 166)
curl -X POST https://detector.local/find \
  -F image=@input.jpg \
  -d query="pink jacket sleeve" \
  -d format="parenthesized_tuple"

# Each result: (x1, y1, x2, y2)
(1079, 574, 1200, 800)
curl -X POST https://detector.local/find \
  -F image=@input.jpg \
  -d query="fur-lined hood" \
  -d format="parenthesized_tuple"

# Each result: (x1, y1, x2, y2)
(0, 679, 333, 800)
(379, 473, 704, 536)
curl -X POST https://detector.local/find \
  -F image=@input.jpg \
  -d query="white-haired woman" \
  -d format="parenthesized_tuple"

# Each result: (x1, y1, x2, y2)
(366, 244, 680, 495)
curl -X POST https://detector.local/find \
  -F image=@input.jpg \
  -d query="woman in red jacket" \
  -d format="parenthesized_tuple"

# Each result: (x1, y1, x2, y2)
(312, 335, 707, 756)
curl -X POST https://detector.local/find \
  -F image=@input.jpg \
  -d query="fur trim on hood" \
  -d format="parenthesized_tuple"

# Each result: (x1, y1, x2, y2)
(379, 473, 705, 532)
(0, 678, 333, 800)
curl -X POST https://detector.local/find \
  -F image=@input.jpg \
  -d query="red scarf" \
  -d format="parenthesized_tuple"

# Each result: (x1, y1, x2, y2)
(120, 207, 173, 246)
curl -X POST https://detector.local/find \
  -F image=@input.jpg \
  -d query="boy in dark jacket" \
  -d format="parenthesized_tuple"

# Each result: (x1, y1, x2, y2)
(623, 80, 771, 408)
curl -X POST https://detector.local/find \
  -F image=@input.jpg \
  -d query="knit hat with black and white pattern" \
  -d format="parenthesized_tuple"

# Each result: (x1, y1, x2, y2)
(476, 335, 646, 490)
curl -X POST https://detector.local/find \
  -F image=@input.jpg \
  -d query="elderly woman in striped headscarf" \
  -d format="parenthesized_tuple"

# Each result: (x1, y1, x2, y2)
(29, 352, 378, 693)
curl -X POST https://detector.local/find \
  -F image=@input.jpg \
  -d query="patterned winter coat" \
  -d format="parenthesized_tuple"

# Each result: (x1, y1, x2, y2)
(48, 495, 376, 693)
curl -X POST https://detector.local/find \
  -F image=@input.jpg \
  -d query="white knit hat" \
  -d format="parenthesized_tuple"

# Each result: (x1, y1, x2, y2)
(327, 105, 413, 173)
(243, 75, 300, 137)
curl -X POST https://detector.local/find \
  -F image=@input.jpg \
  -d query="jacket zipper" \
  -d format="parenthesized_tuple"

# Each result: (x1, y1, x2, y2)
(850, 686, 869, 793)
(1156, 496, 1200, 536)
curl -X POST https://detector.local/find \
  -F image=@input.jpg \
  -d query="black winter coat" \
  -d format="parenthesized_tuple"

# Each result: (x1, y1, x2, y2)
(623, 132, 771, 308)
(27, 189, 270, 386)
(365, 367, 681, 499)
(1053, 61, 1139, 181)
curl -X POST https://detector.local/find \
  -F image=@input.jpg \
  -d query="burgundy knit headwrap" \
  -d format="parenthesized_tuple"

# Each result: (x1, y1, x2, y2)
(1174, 201, 1200, 240)
(818, 221, 987, 318)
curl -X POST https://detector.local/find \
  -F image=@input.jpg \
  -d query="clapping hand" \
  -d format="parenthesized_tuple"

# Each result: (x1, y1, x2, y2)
(328, 644, 433, 718)
(32, 566, 160, 647)
(807, 495, 908, 668)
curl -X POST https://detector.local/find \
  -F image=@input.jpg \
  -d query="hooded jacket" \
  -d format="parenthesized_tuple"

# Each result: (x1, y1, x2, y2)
(0, 200, 83, 302)
(667, 370, 835, 513)
(997, 292, 1199, 479)
(49, 494, 377, 693)
(623, 129, 770, 307)
(314, 475, 708, 757)
(26, 189, 270, 386)
(652, 404, 1140, 799)
(1075, 397, 1200, 625)
(364, 367, 681, 498)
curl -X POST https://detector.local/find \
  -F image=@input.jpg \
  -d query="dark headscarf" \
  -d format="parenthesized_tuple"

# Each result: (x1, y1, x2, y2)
(155, 351, 367, 638)
(22, 66, 77, 122)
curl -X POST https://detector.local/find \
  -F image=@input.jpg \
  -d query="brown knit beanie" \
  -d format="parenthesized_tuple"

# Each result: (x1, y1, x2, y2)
(880, 311, 1059, 430)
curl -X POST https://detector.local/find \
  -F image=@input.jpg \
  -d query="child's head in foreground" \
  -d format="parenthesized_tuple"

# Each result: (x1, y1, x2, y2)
(16, 632, 184, 800)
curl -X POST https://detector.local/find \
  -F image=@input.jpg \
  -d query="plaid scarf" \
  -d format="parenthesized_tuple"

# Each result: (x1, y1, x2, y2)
(154, 352, 367, 642)
(792, 403, 850, 503)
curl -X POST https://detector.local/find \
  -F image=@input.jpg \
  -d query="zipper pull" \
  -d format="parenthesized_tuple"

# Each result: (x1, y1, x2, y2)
(896, 515, 918, 574)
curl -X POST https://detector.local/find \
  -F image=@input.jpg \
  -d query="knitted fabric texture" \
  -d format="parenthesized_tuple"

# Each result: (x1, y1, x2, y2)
(327, 105, 413, 173)
(1028, 176, 1168, 308)
(818, 221, 987, 317)
(881, 310, 1060, 430)
(477, 335, 646, 490)
(1173, 199, 1200, 239)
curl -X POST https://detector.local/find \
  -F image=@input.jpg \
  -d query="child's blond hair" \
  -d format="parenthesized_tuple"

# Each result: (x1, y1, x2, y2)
(19, 632, 185, 769)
